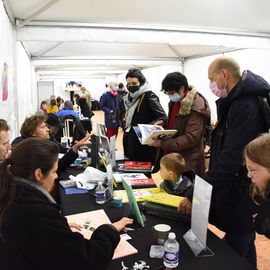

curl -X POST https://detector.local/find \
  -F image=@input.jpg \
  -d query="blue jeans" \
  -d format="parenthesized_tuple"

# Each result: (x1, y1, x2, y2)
(225, 232, 257, 266)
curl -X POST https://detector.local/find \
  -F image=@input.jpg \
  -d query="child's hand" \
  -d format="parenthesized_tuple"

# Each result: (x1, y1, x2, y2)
(178, 197, 192, 215)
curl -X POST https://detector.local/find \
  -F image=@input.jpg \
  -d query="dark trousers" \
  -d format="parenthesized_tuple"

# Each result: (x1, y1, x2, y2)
(225, 231, 257, 266)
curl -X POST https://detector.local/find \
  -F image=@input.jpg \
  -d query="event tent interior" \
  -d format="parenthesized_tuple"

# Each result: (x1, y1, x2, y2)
(1, 0, 270, 137)
(1, 1, 270, 269)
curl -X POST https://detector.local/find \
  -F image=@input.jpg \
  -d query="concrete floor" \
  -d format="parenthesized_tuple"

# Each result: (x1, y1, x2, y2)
(92, 110, 270, 270)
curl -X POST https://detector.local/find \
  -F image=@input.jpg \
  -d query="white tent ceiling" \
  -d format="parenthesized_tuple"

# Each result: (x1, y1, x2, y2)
(3, 0, 270, 80)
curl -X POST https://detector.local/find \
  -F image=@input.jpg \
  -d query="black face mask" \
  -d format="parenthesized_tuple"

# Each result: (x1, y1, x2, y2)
(127, 85, 140, 93)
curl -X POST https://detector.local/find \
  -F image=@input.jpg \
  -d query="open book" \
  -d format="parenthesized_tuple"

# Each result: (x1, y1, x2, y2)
(133, 124, 177, 145)
(66, 209, 138, 259)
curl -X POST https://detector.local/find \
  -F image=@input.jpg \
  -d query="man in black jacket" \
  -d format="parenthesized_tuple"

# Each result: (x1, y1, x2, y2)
(179, 56, 270, 265)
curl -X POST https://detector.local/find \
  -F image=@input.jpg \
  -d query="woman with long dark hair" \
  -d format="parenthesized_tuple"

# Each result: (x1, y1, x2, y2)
(0, 137, 132, 270)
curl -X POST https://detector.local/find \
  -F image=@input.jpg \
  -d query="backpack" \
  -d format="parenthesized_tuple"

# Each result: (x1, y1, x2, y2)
(258, 92, 270, 132)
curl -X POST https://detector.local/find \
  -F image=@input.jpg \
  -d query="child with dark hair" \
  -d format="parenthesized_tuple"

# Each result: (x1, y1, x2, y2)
(159, 152, 195, 197)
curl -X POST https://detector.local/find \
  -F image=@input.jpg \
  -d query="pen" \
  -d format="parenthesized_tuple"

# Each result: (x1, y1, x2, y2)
(123, 227, 135, 232)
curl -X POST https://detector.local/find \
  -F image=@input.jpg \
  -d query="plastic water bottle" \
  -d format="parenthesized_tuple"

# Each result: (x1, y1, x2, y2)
(81, 149, 88, 161)
(95, 181, 106, 204)
(163, 232, 179, 268)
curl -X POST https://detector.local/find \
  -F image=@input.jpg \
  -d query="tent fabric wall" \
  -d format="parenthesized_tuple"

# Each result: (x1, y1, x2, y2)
(0, 2, 37, 138)
(16, 42, 37, 133)
(0, 1, 16, 137)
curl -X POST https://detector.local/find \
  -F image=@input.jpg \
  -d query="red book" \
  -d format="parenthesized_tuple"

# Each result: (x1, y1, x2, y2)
(124, 161, 152, 170)
(126, 178, 156, 188)
(120, 173, 156, 188)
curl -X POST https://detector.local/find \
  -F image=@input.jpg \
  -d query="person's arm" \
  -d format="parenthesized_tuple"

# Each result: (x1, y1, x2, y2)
(160, 111, 205, 152)
(99, 94, 111, 114)
(57, 133, 91, 172)
(147, 92, 167, 125)
(14, 204, 121, 270)
(58, 148, 78, 172)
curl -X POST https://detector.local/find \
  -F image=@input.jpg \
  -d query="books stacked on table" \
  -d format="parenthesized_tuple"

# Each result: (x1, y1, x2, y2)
(124, 161, 152, 171)
(112, 173, 156, 188)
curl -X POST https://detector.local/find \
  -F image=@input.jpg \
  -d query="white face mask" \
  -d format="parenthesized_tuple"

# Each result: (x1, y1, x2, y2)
(209, 73, 228, 98)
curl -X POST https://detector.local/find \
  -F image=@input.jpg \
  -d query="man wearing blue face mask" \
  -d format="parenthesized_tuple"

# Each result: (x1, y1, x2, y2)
(151, 72, 210, 177)
(179, 56, 270, 266)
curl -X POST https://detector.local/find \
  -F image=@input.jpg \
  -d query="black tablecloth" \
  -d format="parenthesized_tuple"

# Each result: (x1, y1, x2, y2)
(59, 186, 256, 270)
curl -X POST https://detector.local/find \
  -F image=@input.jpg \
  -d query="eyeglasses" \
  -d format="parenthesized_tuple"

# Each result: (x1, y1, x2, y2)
(247, 168, 258, 175)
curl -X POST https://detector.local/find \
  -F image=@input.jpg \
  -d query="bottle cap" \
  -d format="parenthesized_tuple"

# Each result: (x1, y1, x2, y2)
(168, 232, 176, 239)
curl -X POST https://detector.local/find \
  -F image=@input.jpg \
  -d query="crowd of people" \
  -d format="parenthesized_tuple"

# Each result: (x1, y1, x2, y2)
(0, 55, 270, 268)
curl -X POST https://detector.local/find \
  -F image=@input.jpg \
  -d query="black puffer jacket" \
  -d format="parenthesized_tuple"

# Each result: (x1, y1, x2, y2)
(205, 70, 270, 233)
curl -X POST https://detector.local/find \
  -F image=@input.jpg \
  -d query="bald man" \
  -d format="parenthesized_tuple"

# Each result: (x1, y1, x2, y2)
(179, 56, 270, 265)
(0, 119, 11, 162)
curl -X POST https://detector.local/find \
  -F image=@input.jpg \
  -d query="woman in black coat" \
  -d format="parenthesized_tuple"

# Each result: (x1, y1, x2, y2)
(244, 133, 270, 239)
(123, 68, 167, 164)
(0, 138, 132, 270)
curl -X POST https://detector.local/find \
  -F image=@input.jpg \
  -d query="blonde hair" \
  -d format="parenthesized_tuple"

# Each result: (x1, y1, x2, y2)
(160, 153, 186, 182)
(244, 133, 270, 200)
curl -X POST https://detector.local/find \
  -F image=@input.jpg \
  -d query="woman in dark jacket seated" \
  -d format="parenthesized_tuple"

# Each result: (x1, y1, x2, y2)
(244, 133, 270, 239)
(0, 138, 132, 270)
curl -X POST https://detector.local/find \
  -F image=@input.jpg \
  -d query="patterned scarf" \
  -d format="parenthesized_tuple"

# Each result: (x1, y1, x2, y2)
(124, 82, 152, 131)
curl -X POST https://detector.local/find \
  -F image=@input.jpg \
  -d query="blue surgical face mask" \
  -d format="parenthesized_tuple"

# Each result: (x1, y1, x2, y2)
(168, 93, 181, 102)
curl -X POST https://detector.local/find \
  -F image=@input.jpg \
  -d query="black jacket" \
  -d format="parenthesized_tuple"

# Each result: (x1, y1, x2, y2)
(205, 70, 270, 233)
(123, 91, 167, 164)
(0, 181, 120, 270)
(254, 186, 270, 239)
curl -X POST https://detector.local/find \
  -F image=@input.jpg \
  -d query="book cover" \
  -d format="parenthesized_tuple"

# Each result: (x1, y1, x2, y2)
(113, 173, 156, 188)
(66, 209, 137, 259)
(113, 187, 164, 203)
(124, 161, 152, 170)
(143, 193, 185, 208)
(121, 173, 156, 188)
(133, 124, 177, 145)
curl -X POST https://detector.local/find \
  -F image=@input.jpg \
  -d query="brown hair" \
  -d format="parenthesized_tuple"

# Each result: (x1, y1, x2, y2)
(50, 99, 57, 106)
(0, 137, 58, 230)
(20, 115, 46, 138)
(160, 153, 186, 181)
(244, 133, 270, 200)
(0, 119, 9, 133)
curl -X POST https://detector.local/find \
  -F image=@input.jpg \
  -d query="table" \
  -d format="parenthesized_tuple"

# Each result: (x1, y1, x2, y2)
(59, 186, 256, 270)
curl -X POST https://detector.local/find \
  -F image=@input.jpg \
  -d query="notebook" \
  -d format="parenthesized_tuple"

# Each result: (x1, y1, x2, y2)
(66, 209, 137, 259)
(143, 193, 184, 208)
